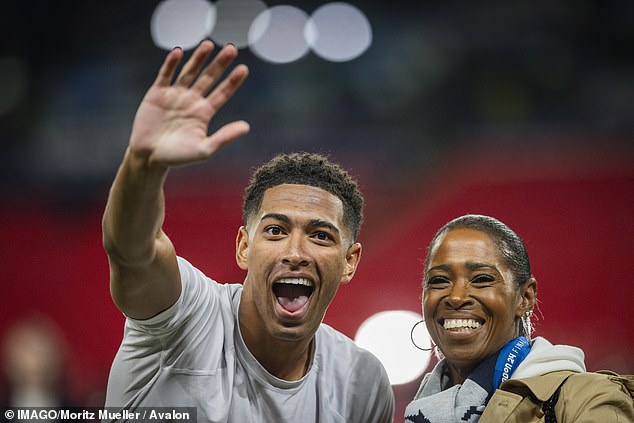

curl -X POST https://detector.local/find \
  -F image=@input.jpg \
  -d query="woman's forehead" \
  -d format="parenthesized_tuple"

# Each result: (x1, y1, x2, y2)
(429, 228, 502, 264)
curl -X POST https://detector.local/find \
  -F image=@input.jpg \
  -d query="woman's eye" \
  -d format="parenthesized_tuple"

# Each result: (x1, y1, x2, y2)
(427, 276, 450, 287)
(472, 275, 495, 284)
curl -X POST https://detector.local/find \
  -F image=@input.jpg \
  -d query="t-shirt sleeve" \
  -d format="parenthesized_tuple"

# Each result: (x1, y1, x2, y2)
(105, 257, 234, 408)
(125, 256, 219, 335)
(348, 349, 395, 423)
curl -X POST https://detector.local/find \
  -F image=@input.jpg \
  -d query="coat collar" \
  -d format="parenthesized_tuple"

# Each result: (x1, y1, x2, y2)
(501, 370, 575, 401)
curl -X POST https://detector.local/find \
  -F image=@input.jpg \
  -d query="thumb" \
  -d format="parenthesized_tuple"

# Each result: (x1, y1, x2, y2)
(202, 120, 251, 157)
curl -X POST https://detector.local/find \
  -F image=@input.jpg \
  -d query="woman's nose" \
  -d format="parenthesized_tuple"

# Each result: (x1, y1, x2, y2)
(445, 281, 472, 308)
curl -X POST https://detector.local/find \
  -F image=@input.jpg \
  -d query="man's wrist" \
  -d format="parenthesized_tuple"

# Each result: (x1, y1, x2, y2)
(125, 147, 169, 175)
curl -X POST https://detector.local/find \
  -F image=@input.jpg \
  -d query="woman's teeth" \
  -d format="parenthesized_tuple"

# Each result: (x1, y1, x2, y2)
(443, 319, 481, 330)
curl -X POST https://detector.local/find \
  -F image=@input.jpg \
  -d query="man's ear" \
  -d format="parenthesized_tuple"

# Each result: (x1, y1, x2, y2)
(236, 226, 249, 270)
(341, 242, 362, 285)
(516, 277, 538, 317)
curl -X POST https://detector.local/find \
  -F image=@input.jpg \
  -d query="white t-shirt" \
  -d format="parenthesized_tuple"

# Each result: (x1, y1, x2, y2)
(105, 257, 394, 423)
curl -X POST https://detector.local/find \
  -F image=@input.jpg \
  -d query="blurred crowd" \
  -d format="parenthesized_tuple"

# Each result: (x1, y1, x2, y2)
(1, 314, 104, 409)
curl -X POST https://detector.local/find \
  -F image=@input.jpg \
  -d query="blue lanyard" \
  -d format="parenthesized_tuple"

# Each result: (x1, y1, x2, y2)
(493, 336, 531, 390)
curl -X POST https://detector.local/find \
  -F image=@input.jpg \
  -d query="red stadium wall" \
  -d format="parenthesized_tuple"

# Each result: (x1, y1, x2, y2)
(1, 148, 632, 417)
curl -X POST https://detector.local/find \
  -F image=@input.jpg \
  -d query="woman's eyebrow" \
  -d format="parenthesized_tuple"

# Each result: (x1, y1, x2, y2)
(465, 262, 499, 272)
(428, 264, 451, 272)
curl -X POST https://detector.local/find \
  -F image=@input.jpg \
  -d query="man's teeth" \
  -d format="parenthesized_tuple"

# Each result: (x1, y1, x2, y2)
(443, 319, 481, 330)
(276, 278, 313, 287)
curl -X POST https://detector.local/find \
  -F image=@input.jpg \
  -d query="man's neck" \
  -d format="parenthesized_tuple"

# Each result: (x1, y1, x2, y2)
(238, 303, 315, 381)
(258, 337, 314, 381)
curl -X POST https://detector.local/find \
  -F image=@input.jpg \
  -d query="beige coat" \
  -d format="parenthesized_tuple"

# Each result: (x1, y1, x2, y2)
(480, 370, 634, 422)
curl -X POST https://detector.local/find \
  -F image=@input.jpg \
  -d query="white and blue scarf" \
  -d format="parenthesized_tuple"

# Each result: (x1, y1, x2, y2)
(404, 337, 531, 423)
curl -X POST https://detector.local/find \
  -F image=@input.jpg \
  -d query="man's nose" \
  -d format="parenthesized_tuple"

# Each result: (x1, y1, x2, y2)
(282, 234, 311, 267)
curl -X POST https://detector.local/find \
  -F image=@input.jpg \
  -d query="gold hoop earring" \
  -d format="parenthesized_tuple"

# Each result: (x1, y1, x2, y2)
(410, 319, 436, 352)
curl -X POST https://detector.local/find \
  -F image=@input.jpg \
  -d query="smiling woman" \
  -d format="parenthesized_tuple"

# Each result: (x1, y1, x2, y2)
(404, 214, 634, 423)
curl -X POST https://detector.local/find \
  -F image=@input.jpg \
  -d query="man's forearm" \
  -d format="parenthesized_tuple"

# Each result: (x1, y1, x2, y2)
(102, 148, 169, 268)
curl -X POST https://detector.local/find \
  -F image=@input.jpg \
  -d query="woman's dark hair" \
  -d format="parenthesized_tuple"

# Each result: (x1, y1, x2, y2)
(424, 214, 531, 289)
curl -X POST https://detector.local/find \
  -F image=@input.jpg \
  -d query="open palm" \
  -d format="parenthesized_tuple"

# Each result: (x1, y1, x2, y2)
(129, 41, 250, 167)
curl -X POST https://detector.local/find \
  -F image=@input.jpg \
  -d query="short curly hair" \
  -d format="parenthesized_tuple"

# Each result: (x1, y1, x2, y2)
(243, 152, 364, 241)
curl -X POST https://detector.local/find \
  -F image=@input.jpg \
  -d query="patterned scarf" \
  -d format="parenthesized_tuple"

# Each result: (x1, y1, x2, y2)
(404, 337, 531, 423)
(404, 354, 496, 423)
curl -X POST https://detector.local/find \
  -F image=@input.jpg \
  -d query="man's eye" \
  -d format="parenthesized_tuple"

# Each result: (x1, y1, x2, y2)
(314, 232, 331, 241)
(265, 226, 283, 236)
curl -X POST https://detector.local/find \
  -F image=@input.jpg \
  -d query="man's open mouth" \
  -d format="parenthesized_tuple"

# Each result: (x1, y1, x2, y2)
(273, 278, 315, 313)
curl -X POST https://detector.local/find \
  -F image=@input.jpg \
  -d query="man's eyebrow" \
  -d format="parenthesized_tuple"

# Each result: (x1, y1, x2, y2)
(260, 213, 290, 224)
(260, 214, 341, 236)
(308, 218, 340, 235)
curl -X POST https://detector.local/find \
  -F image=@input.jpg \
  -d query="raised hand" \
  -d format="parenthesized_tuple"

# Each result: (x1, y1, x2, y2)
(129, 40, 250, 168)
